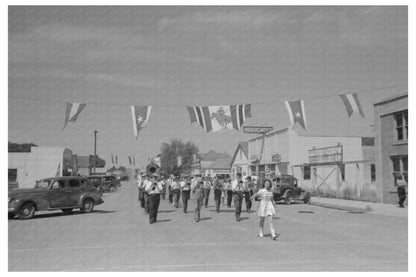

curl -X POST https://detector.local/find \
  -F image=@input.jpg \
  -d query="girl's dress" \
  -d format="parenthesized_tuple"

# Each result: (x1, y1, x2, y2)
(256, 188, 276, 217)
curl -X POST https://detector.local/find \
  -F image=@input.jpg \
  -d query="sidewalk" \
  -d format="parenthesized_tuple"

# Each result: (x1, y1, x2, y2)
(311, 197, 408, 217)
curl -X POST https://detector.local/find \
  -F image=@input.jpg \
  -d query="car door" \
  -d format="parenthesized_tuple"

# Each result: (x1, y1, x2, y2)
(49, 179, 68, 208)
(67, 178, 83, 207)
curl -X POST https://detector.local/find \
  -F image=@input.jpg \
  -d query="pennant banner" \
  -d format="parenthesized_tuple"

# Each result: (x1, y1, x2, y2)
(131, 106, 152, 139)
(63, 102, 86, 129)
(128, 156, 132, 165)
(284, 99, 307, 130)
(187, 104, 252, 132)
(339, 93, 365, 118)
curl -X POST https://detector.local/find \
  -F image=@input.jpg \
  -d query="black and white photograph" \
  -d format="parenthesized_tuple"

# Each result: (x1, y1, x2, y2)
(7, 3, 409, 272)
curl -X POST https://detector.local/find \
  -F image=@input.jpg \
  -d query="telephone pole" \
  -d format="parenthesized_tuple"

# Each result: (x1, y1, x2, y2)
(93, 130, 97, 174)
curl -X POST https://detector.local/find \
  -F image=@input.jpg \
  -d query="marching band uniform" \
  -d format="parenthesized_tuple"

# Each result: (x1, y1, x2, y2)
(181, 178, 191, 213)
(243, 179, 253, 213)
(167, 176, 173, 204)
(203, 178, 212, 208)
(171, 178, 181, 208)
(142, 178, 151, 214)
(232, 176, 244, 222)
(225, 180, 233, 207)
(145, 175, 163, 224)
(213, 177, 224, 213)
(191, 178, 204, 222)
(137, 175, 145, 208)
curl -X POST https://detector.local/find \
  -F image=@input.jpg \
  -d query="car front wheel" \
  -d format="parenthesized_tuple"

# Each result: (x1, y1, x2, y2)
(109, 185, 116, 192)
(80, 198, 94, 213)
(18, 202, 36, 219)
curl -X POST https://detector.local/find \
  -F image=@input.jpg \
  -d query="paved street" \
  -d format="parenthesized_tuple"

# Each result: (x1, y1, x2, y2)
(9, 180, 407, 271)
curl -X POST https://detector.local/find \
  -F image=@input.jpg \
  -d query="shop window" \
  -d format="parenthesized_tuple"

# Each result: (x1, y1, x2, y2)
(371, 164, 376, 181)
(391, 156, 408, 184)
(303, 165, 311, 180)
(394, 111, 408, 141)
(339, 164, 345, 181)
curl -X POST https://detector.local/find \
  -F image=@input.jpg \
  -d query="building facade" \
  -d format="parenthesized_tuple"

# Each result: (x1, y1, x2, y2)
(8, 146, 75, 189)
(374, 93, 408, 204)
(230, 141, 249, 179)
(248, 128, 376, 201)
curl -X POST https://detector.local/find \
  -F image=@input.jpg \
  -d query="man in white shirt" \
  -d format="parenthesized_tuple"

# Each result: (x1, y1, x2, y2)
(180, 176, 191, 213)
(232, 173, 244, 222)
(191, 177, 204, 222)
(171, 176, 181, 208)
(202, 177, 212, 208)
(145, 174, 163, 224)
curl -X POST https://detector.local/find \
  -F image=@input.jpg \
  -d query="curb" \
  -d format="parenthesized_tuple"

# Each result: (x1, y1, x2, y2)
(310, 201, 371, 213)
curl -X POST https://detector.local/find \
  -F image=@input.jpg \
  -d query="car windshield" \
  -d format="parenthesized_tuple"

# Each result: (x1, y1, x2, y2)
(34, 179, 53, 188)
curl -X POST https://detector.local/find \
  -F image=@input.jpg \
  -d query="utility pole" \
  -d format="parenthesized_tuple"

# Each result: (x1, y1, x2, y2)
(93, 130, 97, 174)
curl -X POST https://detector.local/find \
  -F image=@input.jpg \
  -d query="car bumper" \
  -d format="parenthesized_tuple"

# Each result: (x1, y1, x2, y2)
(95, 199, 104, 205)
(8, 207, 16, 213)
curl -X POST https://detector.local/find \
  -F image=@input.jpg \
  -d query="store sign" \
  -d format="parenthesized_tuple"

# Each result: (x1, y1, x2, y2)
(243, 126, 273, 134)
(272, 154, 281, 163)
(309, 145, 343, 164)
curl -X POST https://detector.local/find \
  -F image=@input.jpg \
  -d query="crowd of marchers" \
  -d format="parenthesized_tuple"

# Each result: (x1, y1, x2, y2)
(136, 173, 279, 240)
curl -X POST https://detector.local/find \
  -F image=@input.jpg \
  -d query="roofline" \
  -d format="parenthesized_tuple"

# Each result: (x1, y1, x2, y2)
(373, 92, 408, 106)
(230, 142, 248, 166)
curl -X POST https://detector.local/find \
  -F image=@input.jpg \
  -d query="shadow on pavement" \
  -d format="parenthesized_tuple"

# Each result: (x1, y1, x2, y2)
(239, 217, 249, 221)
(199, 217, 212, 221)
(208, 209, 235, 213)
(18, 210, 116, 219)
(156, 219, 172, 223)
(158, 210, 176, 213)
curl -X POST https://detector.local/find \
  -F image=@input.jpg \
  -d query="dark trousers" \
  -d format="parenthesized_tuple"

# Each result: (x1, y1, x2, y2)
(243, 190, 253, 212)
(195, 197, 203, 221)
(227, 190, 233, 207)
(398, 187, 406, 207)
(182, 190, 190, 212)
(148, 193, 160, 223)
(168, 186, 173, 203)
(214, 189, 222, 212)
(138, 188, 145, 208)
(203, 188, 211, 207)
(173, 189, 181, 208)
(233, 191, 243, 221)
(144, 192, 149, 214)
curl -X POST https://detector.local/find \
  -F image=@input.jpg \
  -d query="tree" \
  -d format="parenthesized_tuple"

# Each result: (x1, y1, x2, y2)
(160, 139, 199, 176)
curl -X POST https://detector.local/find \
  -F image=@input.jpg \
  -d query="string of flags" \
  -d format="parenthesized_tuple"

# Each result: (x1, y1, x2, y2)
(61, 93, 365, 136)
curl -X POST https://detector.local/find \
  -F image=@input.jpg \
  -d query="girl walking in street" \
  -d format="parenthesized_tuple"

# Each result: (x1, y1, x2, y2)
(251, 179, 279, 240)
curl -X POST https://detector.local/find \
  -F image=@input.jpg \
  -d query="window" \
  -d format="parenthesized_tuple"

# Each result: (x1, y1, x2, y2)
(68, 179, 80, 188)
(391, 156, 408, 184)
(371, 164, 376, 181)
(8, 169, 17, 183)
(303, 165, 311, 180)
(52, 180, 65, 189)
(339, 164, 345, 181)
(394, 111, 408, 141)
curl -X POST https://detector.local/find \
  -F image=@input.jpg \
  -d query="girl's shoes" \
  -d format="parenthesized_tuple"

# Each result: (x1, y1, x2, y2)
(258, 233, 264, 238)
(271, 233, 280, 240)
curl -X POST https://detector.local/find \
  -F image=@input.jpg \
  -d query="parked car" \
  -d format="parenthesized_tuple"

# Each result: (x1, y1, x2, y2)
(272, 174, 311, 205)
(8, 176, 104, 219)
(87, 175, 120, 193)
(86, 176, 105, 196)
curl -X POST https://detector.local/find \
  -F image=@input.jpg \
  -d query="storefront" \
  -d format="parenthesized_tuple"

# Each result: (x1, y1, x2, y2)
(374, 93, 408, 204)
(248, 128, 376, 201)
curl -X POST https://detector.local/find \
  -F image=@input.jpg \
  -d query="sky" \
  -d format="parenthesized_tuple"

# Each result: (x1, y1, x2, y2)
(8, 6, 407, 169)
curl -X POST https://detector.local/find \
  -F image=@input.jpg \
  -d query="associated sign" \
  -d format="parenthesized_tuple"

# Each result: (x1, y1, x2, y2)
(243, 126, 273, 134)
(309, 145, 343, 164)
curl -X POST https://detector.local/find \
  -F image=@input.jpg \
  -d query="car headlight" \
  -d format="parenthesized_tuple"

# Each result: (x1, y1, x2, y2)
(8, 197, 11, 203)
